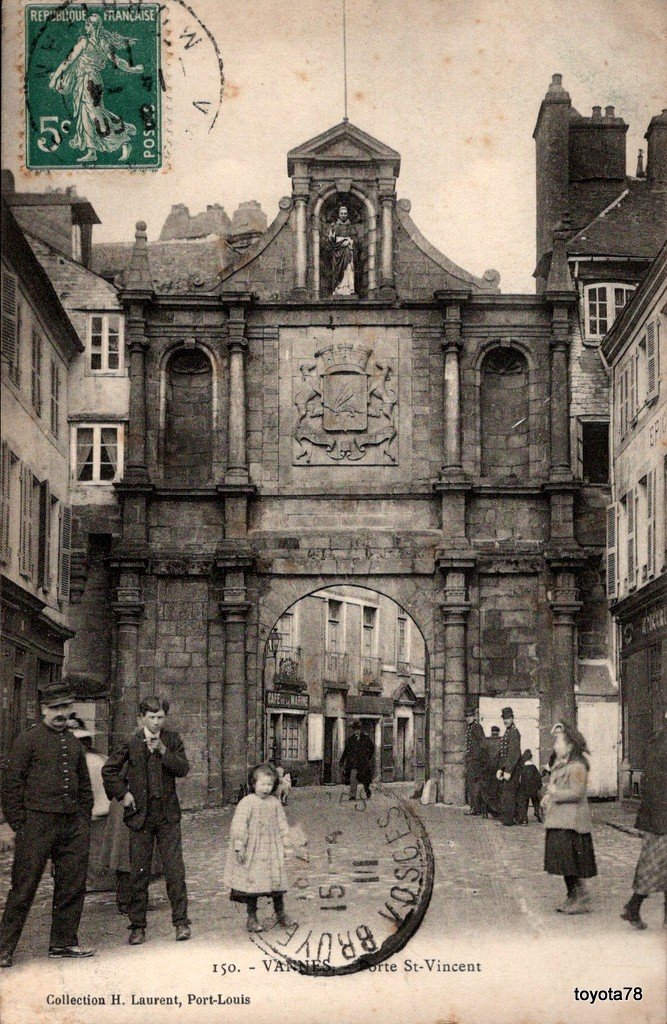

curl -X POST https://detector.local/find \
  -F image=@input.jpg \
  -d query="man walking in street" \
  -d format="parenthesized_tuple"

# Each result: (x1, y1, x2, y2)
(464, 704, 487, 815)
(102, 697, 191, 946)
(0, 683, 96, 968)
(497, 707, 522, 826)
(340, 720, 375, 800)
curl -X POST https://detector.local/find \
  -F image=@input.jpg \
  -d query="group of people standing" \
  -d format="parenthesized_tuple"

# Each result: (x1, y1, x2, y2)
(465, 705, 541, 826)
(465, 704, 667, 925)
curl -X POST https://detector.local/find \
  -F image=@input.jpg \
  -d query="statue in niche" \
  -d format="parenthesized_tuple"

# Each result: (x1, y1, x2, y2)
(321, 196, 364, 297)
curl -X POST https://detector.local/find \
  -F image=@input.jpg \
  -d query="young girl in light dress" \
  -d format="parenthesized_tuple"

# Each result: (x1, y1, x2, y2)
(224, 763, 304, 933)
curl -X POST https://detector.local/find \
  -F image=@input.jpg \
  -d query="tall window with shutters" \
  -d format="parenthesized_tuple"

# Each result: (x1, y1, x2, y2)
(646, 321, 659, 402)
(0, 441, 12, 565)
(646, 470, 656, 581)
(31, 328, 42, 416)
(58, 505, 72, 601)
(38, 481, 52, 591)
(50, 360, 61, 438)
(624, 488, 637, 591)
(18, 463, 34, 580)
(1, 269, 20, 386)
(606, 504, 617, 600)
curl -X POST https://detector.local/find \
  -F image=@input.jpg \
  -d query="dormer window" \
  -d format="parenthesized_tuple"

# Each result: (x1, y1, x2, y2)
(584, 283, 635, 340)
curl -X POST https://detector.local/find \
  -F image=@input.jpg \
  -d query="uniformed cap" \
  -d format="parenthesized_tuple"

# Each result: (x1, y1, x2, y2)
(491, 726, 501, 734)
(39, 683, 76, 708)
(465, 702, 477, 716)
(501, 706, 514, 718)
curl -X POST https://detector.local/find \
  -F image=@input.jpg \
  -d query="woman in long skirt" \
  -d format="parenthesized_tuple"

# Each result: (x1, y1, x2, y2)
(541, 722, 597, 914)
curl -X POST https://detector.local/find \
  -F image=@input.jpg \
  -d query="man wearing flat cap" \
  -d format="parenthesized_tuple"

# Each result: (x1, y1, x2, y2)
(340, 720, 375, 801)
(496, 706, 522, 826)
(0, 683, 95, 968)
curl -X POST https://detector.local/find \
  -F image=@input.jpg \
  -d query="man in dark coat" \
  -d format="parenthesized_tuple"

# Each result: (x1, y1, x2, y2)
(497, 707, 522, 826)
(340, 721, 375, 800)
(102, 697, 191, 945)
(0, 684, 95, 968)
(464, 705, 487, 815)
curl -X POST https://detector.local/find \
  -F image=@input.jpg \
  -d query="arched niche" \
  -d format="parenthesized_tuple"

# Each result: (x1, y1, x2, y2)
(480, 346, 529, 478)
(313, 189, 377, 299)
(163, 347, 213, 485)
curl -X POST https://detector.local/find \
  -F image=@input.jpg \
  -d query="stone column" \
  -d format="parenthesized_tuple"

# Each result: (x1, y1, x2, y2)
(549, 305, 572, 481)
(379, 182, 395, 292)
(292, 177, 309, 297)
(442, 302, 463, 472)
(220, 570, 250, 803)
(125, 303, 149, 482)
(111, 565, 144, 746)
(440, 570, 471, 804)
(549, 569, 581, 725)
(226, 308, 248, 482)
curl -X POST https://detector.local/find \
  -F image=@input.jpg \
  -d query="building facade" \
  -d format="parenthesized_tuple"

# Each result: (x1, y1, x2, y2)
(0, 198, 83, 760)
(602, 242, 667, 798)
(264, 585, 426, 785)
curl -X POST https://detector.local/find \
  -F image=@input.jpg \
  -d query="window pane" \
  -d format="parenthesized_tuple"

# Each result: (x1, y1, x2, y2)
(90, 316, 103, 370)
(99, 427, 118, 480)
(76, 428, 94, 481)
(107, 317, 120, 370)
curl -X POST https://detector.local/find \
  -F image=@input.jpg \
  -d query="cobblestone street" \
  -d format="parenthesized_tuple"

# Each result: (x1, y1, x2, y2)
(0, 786, 664, 1024)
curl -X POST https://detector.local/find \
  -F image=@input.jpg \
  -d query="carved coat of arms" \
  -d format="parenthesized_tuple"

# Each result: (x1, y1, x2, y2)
(293, 344, 398, 463)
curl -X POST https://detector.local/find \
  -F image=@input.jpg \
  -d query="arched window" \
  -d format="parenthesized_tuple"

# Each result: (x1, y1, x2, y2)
(480, 347, 529, 477)
(164, 348, 212, 485)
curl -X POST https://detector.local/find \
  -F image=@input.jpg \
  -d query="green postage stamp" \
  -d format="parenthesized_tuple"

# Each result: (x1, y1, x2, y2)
(25, 3, 162, 170)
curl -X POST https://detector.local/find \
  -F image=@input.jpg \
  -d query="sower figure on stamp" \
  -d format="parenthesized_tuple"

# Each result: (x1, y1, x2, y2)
(102, 698, 191, 946)
(464, 704, 487, 815)
(497, 707, 522, 826)
(340, 720, 375, 800)
(0, 683, 95, 969)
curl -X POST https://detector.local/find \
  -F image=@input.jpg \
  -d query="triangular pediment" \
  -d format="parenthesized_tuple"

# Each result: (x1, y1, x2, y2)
(288, 120, 400, 175)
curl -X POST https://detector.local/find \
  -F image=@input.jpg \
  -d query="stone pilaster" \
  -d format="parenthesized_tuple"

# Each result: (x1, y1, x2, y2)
(218, 559, 252, 803)
(434, 295, 472, 543)
(226, 307, 249, 484)
(378, 179, 396, 297)
(110, 559, 146, 746)
(439, 568, 472, 804)
(292, 177, 310, 297)
(549, 304, 573, 483)
(546, 552, 585, 729)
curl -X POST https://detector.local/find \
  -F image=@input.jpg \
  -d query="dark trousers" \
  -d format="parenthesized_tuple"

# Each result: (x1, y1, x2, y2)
(515, 789, 542, 823)
(348, 768, 372, 799)
(466, 768, 485, 813)
(128, 799, 188, 929)
(0, 810, 90, 954)
(500, 772, 521, 825)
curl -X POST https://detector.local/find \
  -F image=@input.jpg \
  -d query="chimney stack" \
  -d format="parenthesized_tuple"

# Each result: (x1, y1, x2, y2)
(533, 73, 572, 273)
(645, 109, 667, 186)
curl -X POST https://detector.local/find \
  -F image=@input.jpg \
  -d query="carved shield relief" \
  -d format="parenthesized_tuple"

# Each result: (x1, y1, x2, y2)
(322, 367, 368, 432)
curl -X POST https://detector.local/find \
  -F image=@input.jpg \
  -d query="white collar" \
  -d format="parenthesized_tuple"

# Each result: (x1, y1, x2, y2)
(143, 726, 160, 741)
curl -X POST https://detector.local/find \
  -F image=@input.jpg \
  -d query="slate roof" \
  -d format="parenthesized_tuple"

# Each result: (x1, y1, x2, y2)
(568, 180, 667, 259)
(91, 238, 227, 293)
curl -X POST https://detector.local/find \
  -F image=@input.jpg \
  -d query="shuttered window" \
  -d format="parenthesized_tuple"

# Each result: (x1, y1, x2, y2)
(50, 360, 61, 437)
(1, 269, 20, 385)
(58, 505, 72, 601)
(18, 463, 34, 579)
(38, 480, 52, 591)
(646, 321, 659, 401)
(646, 470, 656, 579)
(31, 328, 42, 415)
(626, 487, 637, 590)
(606, 504, 617, 599)
(0, 441, 11, 564)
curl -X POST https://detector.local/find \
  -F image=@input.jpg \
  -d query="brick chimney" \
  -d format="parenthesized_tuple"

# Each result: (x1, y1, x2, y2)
(533, 74, 572, 271)
(568, 105, 627, 182)
(645, 109, 667, 186)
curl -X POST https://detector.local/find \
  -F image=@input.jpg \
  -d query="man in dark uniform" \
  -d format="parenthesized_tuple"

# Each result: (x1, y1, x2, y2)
(497, 706, 522, 826)
(340, 720, 375, 800)
(102, 697, 191, 946)
(464, 705, 487, 815)
(0, 683, 95, 968)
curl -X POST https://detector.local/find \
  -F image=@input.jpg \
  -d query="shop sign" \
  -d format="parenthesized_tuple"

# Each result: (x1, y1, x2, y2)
(266, 690, 309, 711)
(622, 601, 667, 649)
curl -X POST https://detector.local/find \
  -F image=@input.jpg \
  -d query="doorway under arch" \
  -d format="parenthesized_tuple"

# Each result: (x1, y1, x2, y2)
(261, 584, 429, 787)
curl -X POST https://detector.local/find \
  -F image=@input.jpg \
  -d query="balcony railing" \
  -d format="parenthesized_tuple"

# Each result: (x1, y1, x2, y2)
(360, 655, 382, 691)
(273, 646, 304, 691)
(324, 651, 349, 687)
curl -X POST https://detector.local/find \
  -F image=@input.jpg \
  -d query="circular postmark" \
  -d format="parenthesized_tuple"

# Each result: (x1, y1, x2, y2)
(23, 0, 224, 171)
(246, 785, 434, 977)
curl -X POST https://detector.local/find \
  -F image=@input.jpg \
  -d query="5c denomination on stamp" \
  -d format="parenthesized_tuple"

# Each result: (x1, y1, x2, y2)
(25, 2, 162, 169)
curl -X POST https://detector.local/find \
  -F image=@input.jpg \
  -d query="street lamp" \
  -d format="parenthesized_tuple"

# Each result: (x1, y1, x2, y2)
(268, 628, 281, 658)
